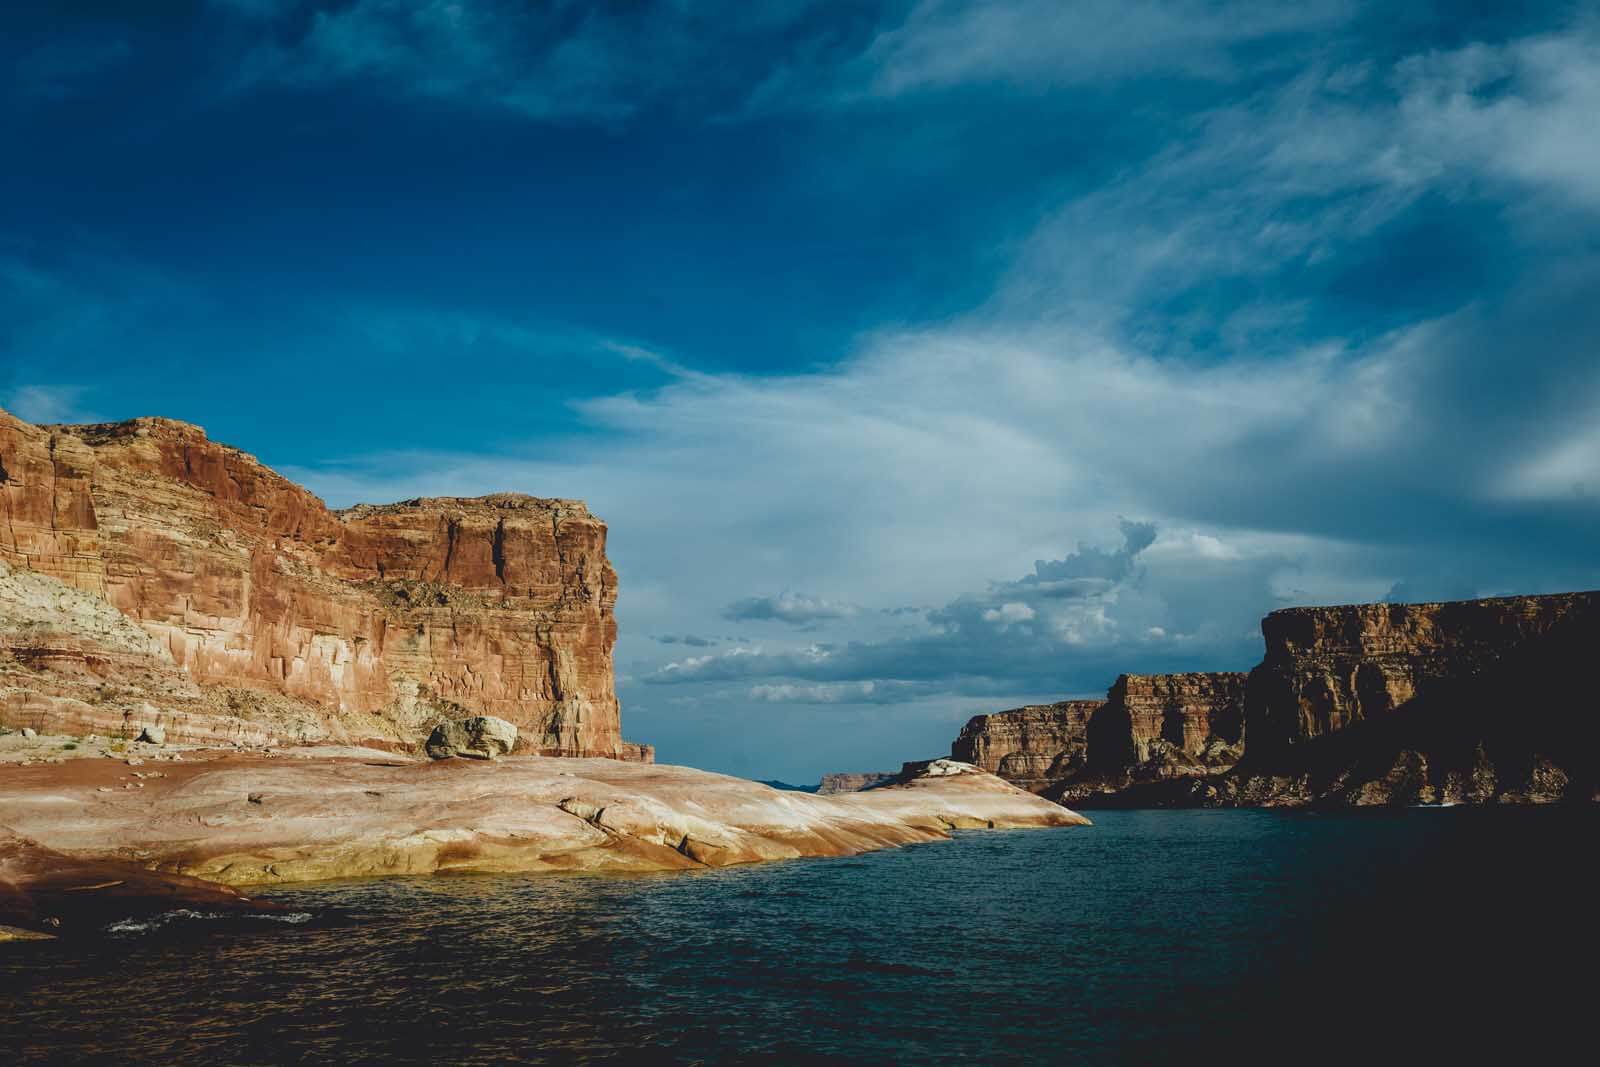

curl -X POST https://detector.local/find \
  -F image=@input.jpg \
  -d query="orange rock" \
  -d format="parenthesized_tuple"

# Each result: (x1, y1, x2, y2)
(0, 407, 646, 758)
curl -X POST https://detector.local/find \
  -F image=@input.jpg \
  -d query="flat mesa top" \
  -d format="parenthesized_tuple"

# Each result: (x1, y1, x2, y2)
(336, 494, 592, 518)
(8, 410, 592, 521)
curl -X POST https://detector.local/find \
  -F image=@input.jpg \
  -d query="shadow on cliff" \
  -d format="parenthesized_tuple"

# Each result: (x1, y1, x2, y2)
(1072, 604, 1599, 808)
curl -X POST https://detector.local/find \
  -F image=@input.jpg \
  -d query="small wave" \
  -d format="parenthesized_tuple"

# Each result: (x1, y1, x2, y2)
(106, 908, 315, 935)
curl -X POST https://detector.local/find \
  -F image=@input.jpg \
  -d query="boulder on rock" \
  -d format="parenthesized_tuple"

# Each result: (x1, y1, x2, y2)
(425, 716, 519, 760)
(136, 724, 165, 745)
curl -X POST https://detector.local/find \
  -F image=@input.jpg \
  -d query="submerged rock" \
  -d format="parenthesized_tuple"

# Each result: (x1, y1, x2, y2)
(425, 716, 519, 760)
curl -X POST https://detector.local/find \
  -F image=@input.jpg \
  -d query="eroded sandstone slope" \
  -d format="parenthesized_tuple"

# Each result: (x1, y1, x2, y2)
(0, 407, 648, 759)
(0, 755, 1088, 934)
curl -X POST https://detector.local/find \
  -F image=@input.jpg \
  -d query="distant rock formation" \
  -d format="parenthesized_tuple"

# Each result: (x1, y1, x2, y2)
(0, 406, 650, 759)
(952, 592, 1599, 807)
(1207, 594, 1599, 806)
(952, 700, 1102, 791)
(952, 675, 1244, 799)
(1087, 673, 1246, 770)
(816, 771, 897, 794)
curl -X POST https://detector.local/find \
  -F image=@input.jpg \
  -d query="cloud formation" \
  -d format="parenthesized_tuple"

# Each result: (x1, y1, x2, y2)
(8, 3, 1600, 782)
(723, 592, 862, 625)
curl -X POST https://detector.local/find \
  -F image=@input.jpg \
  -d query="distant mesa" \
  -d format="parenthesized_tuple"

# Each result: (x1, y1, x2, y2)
(950, 592, 1599, 806)
(816, 770, 898, 794)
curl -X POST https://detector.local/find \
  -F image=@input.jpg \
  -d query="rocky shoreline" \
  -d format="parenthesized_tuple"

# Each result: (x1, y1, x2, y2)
(0, 746, 1086, 938)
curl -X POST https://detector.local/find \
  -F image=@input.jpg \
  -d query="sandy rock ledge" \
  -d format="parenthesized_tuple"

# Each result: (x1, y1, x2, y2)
(0, 754, 1086, 934)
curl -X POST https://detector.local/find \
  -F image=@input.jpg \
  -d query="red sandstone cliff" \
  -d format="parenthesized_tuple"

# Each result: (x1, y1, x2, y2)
(0, 407, 650, 759)
(1086, 673, 1246, 770)
(951, 700, 1102, 792)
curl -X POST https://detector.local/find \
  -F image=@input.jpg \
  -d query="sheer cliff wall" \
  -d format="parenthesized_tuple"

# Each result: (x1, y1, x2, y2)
(0, 407, 649, 759)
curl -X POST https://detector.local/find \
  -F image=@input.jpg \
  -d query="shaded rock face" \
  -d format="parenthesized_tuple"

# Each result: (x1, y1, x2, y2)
(1246, 596, 1594, 760)
(1221, 593, 1600, 806)
(1056, 592, 1599, 808)
(0, 407, 647, 759)
(951, 701, 1103, 793)
(816, 771, 897, 795)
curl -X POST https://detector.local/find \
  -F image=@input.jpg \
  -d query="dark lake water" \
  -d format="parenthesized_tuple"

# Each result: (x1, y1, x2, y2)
(3, 808, 1594, 1064)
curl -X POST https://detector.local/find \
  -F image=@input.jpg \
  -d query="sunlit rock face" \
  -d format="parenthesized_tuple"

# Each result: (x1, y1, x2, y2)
(1087, 673, 1247, 770)
(951, 701, 1103, 793)
(0, 406, 646, 758)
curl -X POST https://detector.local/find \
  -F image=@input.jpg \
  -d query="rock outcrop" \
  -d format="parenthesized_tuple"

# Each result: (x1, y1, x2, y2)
(1245, 596, 1593, 761)
(0, 753, 1088, 917)
(948, 592, 1599, 807)
(816, 771, 897, 794)
(950, 675, 1244, 799)
(1216, 593, 1600, 806)
(1084, 672, 1246, 770)
(952, 700, 1102, 792)
(425, 716, 519, 760)
(0, 407, 647, 759)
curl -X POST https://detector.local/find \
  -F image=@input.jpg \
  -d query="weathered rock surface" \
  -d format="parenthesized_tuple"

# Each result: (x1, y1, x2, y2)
(816, 771, 898, 794)
(0, 406, 646, 759)
(1245, 595, 1594, 760)
(951, 675, 1244, 800)
(1212, 593, 1600, 806)
(425, 716, 518, 760)
(1, 826, 288, 939)
(0, 754, 1088, 915)
(952, 700, 1103, 792)
(1088, 673, 1247, 768)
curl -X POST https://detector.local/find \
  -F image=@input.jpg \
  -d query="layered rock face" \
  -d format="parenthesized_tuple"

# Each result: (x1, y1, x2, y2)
(816, 771, 897, 795)
(1086, 673, 1246, 770)
(1246, 596, 1593, 760)
(1222, 593, 1600, 805)
(0, 407, 648, 758)
(951, 700, 1103, 792)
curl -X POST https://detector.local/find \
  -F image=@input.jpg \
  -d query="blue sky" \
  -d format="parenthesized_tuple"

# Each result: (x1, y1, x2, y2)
(4, 1, 1599, 781)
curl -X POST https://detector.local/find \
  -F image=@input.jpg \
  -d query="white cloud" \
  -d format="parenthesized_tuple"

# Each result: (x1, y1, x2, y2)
(723, 592, 861, 625)
(857, 0, 1354, 97)
(2, 385, 94, 424)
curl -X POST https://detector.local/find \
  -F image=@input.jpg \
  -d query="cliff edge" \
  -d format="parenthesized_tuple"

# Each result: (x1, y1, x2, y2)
(0, 406, 649, 759)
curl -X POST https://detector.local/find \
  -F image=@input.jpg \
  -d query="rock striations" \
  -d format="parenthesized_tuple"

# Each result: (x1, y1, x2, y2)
(950, 593, 1599, 806)
(953, 675, 1244, 799)
(952, 700, 1102, 791)
(816, 771, 898, 794)
(0, 406, 650, 759)
(0, 754, 1087, 935)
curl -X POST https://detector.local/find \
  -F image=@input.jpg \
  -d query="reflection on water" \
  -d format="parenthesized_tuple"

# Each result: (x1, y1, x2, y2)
(2, 809, 1593, 1064)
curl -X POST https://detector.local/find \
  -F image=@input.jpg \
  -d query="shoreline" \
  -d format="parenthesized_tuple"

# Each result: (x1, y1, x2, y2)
(0, 748, 1087, 937)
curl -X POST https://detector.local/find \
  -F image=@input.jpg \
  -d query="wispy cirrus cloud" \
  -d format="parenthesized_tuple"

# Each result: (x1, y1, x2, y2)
(0, 385, 96, 424)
